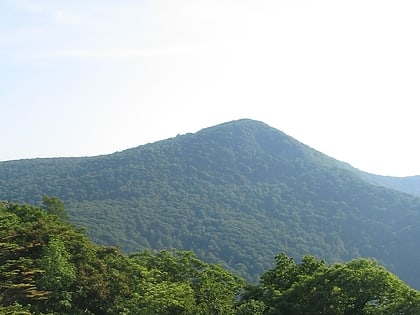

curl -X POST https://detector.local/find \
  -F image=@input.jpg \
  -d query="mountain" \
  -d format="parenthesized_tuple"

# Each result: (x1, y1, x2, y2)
(1, 119, 420, 288)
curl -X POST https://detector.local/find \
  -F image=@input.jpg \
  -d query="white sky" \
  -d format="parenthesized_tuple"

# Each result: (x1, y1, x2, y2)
(1, 0, 419, 176)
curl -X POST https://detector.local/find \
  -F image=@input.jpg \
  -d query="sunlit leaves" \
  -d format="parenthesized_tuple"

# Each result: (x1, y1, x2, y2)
(254, 254, 420, 315)
(36, 238, 76, 310)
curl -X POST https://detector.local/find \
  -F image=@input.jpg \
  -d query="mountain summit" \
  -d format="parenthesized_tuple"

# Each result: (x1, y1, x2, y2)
(1, 119, 419, 287)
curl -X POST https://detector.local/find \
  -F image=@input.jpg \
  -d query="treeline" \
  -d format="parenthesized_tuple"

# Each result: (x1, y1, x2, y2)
(1, 200, 419, 314)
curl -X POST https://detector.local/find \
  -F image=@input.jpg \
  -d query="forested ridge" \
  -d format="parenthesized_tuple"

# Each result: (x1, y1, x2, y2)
(1, 119, 420, 289)
(1, 200, 419, 314)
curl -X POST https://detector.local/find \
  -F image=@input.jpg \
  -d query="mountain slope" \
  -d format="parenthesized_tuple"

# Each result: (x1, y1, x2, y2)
(359, 172, 420, 197)
(1, 119, 420, 287)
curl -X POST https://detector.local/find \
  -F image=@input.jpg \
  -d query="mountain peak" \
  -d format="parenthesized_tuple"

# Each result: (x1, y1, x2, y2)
(1, 119, 420, 288)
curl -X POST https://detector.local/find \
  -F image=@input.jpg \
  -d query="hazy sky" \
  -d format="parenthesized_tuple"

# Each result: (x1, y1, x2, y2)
(1, 0, 419, 176)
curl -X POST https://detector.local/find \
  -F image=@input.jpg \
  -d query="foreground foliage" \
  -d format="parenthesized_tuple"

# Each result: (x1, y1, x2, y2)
(0, 201, 242, 314)
(1, 201, 419, 314)
(242, 253, 420, 314)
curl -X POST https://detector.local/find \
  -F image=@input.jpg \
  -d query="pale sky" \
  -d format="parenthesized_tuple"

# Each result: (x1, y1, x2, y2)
(1, 0, 419, 176)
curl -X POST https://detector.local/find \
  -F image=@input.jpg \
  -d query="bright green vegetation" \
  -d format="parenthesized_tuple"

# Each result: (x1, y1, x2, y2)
(0, 201, 243, 314)
(1, 119, 420, 289)
(1, 201, 419, 314)
(242, 253, 420, 314)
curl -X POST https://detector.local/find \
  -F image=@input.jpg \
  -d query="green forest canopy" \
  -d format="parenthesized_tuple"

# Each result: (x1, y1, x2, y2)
(1, 200, 419, 315)
(1, 119, 420, 288)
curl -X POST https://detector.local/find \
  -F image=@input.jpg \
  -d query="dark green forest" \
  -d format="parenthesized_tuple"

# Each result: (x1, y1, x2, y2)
(1, 119, 420, 289)
(1, 200, 419, 314)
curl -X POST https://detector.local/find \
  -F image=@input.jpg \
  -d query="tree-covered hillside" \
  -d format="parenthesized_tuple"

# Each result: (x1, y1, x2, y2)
(1, 119, 420, 288)
(361, 172, 420, 197)
(2, 201, 419, 314)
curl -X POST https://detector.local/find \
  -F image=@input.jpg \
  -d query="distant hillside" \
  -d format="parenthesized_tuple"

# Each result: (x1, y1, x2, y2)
(1, 119, 420, 288)
(360, 173, 420, 197)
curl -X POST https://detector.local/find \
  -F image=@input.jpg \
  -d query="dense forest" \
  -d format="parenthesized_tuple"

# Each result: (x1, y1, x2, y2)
(1, 200, 419, 314)
(1, 119, 420, 288)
